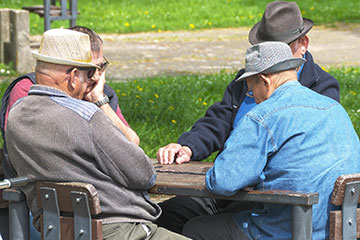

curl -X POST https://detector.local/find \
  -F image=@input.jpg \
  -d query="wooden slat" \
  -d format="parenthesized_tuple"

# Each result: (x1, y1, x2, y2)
(36, 182, 102, 215)
(329, 209, 360, 240)
(151, 162, 318, 206)
(23, 5, 61, 11)
(154, 162, 212, 175)
(331, 174, 360, 206)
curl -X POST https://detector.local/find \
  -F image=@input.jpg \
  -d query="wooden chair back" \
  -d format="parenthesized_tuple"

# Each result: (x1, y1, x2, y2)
(36, 182, 103, 240)
(330, 174, 360, 240)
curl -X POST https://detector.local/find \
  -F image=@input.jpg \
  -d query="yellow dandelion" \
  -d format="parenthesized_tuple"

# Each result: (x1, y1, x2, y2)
(124, 22, 130, 27)
(203, 102, 207, 106)
(171, 120, 176, 124)
(34, 24, 38, 27)
(116, 89, 121, 93)
(152, 24, 156, 29)
(208, 22, 212, 26)
(149, 99, 154, 103)
(198, 97, 202, 101)
(189, 23, 195, 29)
(154, 93, 159, 98)
(350, 91, 357, 96)
(310, 6, 315, 11)
(122, 93, 126, 96)
(144, 10, 149, 15)
(249, 15, 254, 19)
(169, 106, 175, 111)
(158, 29, 162, 33)
(321, 66, 328, 72)
(302, 10, 306, 15)
(139, 87, 143, 91)
(136, 95, 140, 98)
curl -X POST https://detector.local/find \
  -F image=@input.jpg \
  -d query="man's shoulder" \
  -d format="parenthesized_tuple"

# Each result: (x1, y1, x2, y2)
(247, 83, 337, 120)
(50, 96, 100, 122)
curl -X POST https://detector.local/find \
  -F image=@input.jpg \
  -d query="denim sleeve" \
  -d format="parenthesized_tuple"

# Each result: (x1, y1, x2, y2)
(205, 115, 275, 196)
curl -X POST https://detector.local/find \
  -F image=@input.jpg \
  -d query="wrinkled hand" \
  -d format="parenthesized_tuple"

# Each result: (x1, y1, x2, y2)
(83, 70, 106, 103)
(157, 143, 192, 164)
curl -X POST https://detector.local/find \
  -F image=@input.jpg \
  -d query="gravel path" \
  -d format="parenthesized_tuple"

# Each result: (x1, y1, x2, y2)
(29, 24, 360, 81)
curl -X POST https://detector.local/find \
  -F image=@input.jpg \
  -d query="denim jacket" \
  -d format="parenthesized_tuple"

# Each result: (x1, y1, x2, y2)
(178, 51, 340, 161)
(206, 81, 360, 239)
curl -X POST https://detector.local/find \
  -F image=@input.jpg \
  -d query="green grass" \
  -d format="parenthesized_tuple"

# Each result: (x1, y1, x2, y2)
(2, 0, 360, 35)
(0, 67, 359, 161)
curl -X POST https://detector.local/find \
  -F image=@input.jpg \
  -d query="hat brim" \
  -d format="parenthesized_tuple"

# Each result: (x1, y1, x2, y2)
(32, 51, 100, 69)
(248, 18, 313, 45)
(236, 58, 306, 81)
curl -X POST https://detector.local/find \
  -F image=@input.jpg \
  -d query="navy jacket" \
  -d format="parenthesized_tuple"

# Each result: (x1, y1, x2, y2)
(0, 72, 119, 178)
(178, 51, 340, 161)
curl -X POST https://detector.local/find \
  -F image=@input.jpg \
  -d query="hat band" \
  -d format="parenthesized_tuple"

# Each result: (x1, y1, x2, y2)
(258, 23, 305, 42)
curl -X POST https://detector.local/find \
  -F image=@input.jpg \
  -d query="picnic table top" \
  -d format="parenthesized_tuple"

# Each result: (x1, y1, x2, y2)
(150, 161, 319, 206)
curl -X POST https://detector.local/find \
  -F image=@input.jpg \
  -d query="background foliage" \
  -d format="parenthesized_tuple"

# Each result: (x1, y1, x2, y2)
(2, 0, 360, 35)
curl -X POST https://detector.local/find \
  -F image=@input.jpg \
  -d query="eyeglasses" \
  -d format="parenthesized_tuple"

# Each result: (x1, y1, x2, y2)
(98, 57, 109, 73)
(66, 66, 97, 79)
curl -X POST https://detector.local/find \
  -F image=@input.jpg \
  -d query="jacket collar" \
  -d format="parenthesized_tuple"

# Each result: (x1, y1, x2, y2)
(28, 85, 70, 98)
(298, 51, 320, 88)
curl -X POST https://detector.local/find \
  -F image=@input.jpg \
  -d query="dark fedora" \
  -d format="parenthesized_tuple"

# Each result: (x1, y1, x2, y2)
(248, 1, 314, 45)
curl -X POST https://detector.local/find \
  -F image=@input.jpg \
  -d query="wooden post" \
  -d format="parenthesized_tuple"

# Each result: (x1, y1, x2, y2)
(0, 9, 10, 64)
(9, 10, 32, 73)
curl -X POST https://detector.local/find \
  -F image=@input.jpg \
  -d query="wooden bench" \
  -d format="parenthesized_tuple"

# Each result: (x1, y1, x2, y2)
(36, 181, 103, 240)
(330, 174, 360, 240)
(23, 0, 78, 31)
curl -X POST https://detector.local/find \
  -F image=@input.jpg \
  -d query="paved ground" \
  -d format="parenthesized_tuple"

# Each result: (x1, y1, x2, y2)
(29, 24, 360, 81)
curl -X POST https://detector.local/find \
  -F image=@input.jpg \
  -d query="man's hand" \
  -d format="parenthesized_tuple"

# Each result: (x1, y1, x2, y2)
(157, 143, 192, 164)
(83, 70, 106, 103)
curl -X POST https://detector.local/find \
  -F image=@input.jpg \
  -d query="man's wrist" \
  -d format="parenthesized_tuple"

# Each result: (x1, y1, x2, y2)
(94, 95, 109, 107)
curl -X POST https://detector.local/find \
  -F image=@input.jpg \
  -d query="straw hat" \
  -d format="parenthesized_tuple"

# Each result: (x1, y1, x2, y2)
(248, 1, 313, 44)
(32, 29, 99, 68)
(236, 41, 305, 81)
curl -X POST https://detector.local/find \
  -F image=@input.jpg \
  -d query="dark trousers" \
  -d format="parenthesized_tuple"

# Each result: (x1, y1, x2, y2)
(183, 213, 251, 240)
(155, 196, 254, 238)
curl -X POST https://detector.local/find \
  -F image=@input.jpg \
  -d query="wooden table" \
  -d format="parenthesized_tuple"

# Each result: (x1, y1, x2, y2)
(150, 161, 319, 240)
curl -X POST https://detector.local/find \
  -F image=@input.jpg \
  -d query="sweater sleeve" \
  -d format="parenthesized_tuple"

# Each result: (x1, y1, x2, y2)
(178, 71, 247, 161)
(90, 111, 156, 190)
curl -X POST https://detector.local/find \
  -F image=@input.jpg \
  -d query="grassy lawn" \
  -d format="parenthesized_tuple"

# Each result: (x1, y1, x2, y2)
(2, 0, 360, 35)
(2, 66, 357, 162)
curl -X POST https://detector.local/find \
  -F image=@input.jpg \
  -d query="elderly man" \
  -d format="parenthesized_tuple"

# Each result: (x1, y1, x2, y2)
(156, 1, 341, 234)
(183, 41, 360, 240)
(0, 26, 139, 179)
(5, 29, 189, 240)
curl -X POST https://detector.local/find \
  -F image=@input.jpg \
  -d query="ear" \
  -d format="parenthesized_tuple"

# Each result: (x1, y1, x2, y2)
(67, 68, 77, 90)
(258, 74, 271, 87)
(299, 35, 309, 56)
